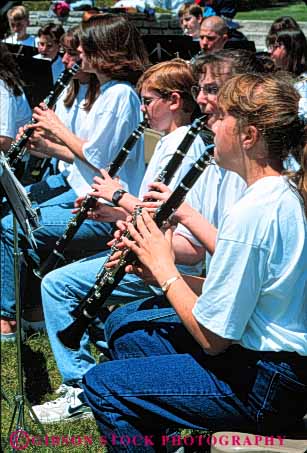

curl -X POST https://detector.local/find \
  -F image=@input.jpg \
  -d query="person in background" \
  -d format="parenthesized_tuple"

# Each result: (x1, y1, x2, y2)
(199, 15, 228, 53)
(2, 5, 37, 47)
(34, 23, 65, 83)
(83, 72, 307, 453)
(268, 15, 301, 36)
(178, 3, 203, 40)
(205, 0, 237, 19)
(266, 28, 307, 121)
(0, 43, 31, 153)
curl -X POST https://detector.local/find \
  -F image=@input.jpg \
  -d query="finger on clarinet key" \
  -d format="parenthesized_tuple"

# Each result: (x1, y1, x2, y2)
(39, 101, 48, 110)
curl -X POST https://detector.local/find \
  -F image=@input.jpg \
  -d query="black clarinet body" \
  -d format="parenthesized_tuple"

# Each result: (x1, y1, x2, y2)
(6, 61, 81, 173)
(34, 119, 148, 279)
(57, 147, 214, 350)
(154, 114, 209, 186)
(94, 114, 213, 268)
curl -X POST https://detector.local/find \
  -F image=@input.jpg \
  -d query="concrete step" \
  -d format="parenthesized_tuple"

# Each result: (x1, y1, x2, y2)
(239, 19, 307, 34)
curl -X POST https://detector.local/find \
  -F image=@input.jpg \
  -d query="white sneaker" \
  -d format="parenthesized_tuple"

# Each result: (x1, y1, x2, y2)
(55, 383, 71, 395)
(31, 386, 93, 423)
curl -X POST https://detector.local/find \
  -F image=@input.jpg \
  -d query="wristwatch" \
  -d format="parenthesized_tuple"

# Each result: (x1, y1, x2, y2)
(112, 189, 127, 206)
(161, 276, 181, 294)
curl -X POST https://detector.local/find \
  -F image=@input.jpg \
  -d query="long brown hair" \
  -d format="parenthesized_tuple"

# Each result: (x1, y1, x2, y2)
(79, 14, 149, 84)
(60, 27, 100, 112)
(266, 29, 307, 76)
(218, 73, 307, 214)
(0, 43, 24, 96)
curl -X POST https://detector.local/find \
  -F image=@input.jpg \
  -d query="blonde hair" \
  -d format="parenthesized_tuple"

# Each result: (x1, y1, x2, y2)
(137, 59, 197, 114)
(218, 73, 307, 214)
(7, 5, 29, 22)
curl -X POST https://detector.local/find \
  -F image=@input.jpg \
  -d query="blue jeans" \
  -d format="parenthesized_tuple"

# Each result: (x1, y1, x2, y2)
(82, 299, 307, 453)
(0, 179, 113, 320)
(41, 252, 161, 384)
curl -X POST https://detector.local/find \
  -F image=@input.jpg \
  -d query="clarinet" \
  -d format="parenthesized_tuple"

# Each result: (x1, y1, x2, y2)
(97, 114, 214, 260)
(6, 61, 81, 173)
(35, 114, 211, 278)
(57, 147, 215, 350)
(153, 114, 210, 186)
(34, 119, 148, 279)
(88, 114, 213, 272)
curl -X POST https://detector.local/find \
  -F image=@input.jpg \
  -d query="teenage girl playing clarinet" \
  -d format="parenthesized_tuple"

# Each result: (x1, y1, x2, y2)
(0, 15, 147, 339)
(81, 73, 307, 450)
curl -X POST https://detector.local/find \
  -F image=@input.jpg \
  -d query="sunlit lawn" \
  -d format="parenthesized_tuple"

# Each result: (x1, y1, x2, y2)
(1, 334, 104, 453)
(236, 2, 307, 21)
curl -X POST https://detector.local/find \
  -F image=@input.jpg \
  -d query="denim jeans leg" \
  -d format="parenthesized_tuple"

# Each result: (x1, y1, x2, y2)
(41, 252, 161, 384)
(83, 353, 251, 453)
(0, 188, 113, 320)
(248, 359, 307, 433)
(105, 298, 193, 360)
(26, 173, 70, 205)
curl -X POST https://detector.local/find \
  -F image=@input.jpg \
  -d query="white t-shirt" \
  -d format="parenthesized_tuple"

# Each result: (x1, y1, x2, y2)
(138, 125, 209, 198)
(295, 72, 307, 122)
(176, 164, 246, 272)
(54, 83, 89, 177)
(68, 80, 145, 198)
(193, 176, 307, 355)
(3, 34, 37, 47)
(0, 79, 31, 139)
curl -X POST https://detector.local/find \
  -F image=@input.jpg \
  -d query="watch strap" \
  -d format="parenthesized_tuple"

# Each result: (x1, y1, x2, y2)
(112, 188, 127, 206)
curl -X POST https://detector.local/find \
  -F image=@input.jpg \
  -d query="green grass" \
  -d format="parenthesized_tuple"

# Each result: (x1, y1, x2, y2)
(236, 2, 307, 21)
(1, 333, 104, 453)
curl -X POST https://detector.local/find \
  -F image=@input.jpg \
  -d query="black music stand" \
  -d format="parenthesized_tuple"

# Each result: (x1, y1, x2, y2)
(5, 43, 53, 109)
(4, 42, 38, 59)
(142, 34, 200, 63)
(0, 153, 45, 452)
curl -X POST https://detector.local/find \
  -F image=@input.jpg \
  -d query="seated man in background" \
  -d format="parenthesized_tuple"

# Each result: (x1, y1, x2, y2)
(199, 15, 229, 54)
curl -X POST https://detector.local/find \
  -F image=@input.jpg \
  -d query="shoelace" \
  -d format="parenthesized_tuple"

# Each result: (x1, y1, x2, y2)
(55, 383, 70, 395)
(41, 388, 79, 408)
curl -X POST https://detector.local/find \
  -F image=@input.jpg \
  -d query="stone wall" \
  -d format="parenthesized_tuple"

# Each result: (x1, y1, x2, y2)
(28, 11, 183, 36)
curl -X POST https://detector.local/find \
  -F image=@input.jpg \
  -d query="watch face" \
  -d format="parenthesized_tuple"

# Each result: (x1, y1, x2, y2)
(112, 189, 126, 205)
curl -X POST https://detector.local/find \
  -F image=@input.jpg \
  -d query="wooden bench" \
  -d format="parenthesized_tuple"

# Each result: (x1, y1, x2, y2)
(144, 128, 163, 164)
